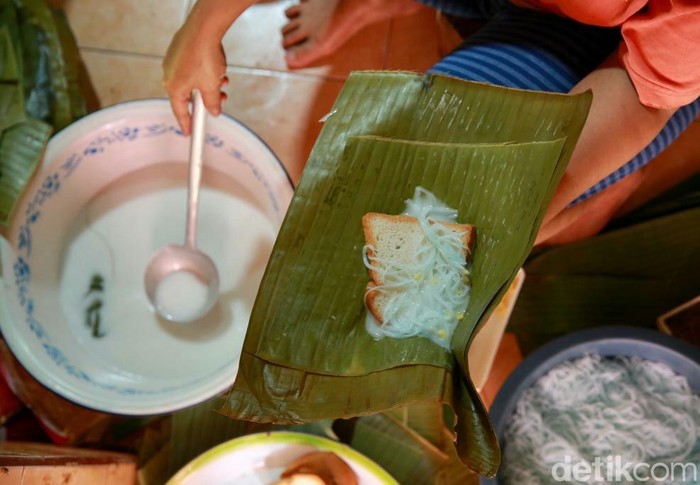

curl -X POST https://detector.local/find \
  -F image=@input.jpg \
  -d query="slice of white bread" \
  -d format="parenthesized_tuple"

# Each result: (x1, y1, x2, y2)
(362, 213, 476, 323)
(364, 282, 389, 324)
(278, 451, 358, 485)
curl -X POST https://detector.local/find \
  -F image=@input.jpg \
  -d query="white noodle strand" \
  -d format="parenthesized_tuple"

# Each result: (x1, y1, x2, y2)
(501, 354, 700, 484)
(363, 187, 471, 349)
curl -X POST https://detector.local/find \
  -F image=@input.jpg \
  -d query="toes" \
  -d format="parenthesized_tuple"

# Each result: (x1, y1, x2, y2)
(284, 4, 301, 19)
(281, 19, 300, 36)
(282, 25, 309, 49)
(285, 41, 323, 69)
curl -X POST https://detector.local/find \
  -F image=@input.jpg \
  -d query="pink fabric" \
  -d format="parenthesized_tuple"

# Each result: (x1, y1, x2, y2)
(512, 0, 700, 108)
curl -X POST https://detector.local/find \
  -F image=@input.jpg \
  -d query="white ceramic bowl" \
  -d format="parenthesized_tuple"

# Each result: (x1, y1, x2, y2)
(0, 99, 294, 415)
(481, 326, 700, 484)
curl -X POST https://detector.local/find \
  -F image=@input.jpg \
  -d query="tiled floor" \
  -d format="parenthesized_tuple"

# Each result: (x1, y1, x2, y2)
(55, 0, 451, 183)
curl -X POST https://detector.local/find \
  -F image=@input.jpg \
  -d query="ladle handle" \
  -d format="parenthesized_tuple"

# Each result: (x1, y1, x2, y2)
(185, 90, 206, 249)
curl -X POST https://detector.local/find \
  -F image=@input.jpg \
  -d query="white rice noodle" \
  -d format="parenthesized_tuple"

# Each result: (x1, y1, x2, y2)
(363, 186, 471, 349)
(502, 353, 700, 484)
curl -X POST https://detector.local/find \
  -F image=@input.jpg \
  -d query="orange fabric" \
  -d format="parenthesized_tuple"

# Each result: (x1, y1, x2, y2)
(511, 0, 700, 109)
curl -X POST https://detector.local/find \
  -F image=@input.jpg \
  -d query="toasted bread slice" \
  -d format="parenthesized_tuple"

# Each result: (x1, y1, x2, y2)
(365, 282, 390, 324)
(362, 213, 476, 323)
(362, 213, 475, 286)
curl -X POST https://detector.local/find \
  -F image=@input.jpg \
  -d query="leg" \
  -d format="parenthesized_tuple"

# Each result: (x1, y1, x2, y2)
(427, 5, 700, 244)
(569, 101, 700, 205)
(537, 116, 700, 245)
(537, 98, 700, 245)
(617, 119, 700, 216)
(281, 0, 423, 68)
(280, 0, 493, 68)
(535, 170, 645, 245)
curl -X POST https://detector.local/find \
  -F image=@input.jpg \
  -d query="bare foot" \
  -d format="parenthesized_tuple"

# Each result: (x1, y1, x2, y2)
(281, 0, 423, 68)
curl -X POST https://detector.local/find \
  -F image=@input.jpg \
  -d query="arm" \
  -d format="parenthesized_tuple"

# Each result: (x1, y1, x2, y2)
(536, 50, 676, 243)
(163, 0, 257, 134)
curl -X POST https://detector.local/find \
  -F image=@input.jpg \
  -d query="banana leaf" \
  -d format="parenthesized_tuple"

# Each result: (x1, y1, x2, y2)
(15, 0, 71, 129)
(163, 399, 473, 483)
(0, 83, 25, 132)
(52, 8, 86, 121)
(349, 413, 448, 484)
(384, 400, 445, 449)
(352, 402, 480, 484)
(510, 203, 700, 354)
(0, 19, 24, 132)
(0, 118, 51, 223)
(0, 25, 18, 80)
(221, 72, 591, 476)
(168, 397, 261, 476)
(16, 8, 50, 121)
(0, 0, 86, 223)
(0, 3, 22, 81)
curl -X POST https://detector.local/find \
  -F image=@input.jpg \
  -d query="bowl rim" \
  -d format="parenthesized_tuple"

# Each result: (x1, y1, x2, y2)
(481, 325, 700, 484)
(0, 98, 296, 416)
(166, 431, 399, 485)
(44, 97, 295, 189)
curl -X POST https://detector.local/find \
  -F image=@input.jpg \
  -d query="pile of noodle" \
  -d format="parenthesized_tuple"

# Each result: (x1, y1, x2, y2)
(501, 354, 700, 484)
(362, 186, 471, 349)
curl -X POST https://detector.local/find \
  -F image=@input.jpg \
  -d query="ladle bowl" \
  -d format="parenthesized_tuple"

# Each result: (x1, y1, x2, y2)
(144, 244, 220, 323)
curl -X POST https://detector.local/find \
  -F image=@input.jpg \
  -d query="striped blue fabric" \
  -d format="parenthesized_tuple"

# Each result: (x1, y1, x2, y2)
(571, 101, 700, 204)
(420, 0, 700, 205)
(418, 0, 506, 17)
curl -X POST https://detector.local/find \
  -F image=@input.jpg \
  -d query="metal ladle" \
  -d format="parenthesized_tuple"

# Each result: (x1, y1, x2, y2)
(144, 90, 220, 322)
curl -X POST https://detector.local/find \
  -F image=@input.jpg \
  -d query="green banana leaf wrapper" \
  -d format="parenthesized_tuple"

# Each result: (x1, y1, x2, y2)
(220, 71, 592, 476)
(0, 0, 86, 224)
(0, 119, 51, 221)
(510, 191, 700, 354)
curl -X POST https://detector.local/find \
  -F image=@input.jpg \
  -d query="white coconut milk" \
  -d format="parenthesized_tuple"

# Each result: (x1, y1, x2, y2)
(58, 162, 278, 379)
(154, 270, 212, 323)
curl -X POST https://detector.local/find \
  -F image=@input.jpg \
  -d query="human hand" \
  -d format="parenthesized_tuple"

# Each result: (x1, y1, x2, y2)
(163, 21, 229, 135)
